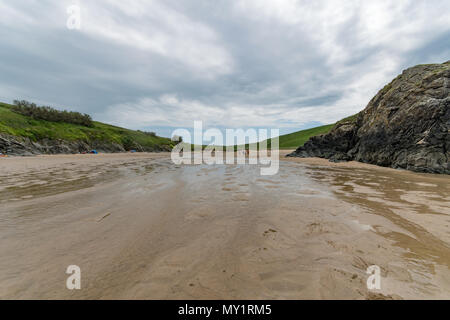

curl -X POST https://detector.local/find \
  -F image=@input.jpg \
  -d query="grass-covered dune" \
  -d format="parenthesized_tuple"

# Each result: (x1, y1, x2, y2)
(0, 101, 173, 154)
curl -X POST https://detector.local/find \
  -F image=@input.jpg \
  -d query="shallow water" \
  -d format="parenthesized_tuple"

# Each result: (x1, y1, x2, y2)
(0, 153, 449, 299)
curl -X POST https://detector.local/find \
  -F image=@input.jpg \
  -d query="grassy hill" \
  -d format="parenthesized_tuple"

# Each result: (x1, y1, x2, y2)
(222, 124, 334, 151)
(0, 102, 173, 151)
(232, 122, 346, 151)
(190, 117, 356, 152)
(270, 114, 359, 150)
(1, 99, 358, 154)
(270, 124, 334, 149)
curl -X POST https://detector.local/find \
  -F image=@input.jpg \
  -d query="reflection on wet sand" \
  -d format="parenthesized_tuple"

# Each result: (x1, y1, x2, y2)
(0, 153, 449, 299)
(302, 164, 450, 263)
(286, 157, 450, 298)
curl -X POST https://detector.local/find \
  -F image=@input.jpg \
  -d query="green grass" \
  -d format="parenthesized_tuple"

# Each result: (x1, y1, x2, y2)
(188, 114, 358, 152)
(235, 114, 359, 151)
(335, 113, 359, 125)
(268, 114, 359, 150)
(0, 102, 173, 150)
(1, 100, 359, 152)
(190, 122, 343, 151)
(270, 124, 335, 149)
(233, 124, 333, 151)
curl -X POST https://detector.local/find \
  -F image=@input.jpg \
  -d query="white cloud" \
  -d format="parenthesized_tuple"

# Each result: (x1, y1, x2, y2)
(0, 0, 449, 135)
(80, 1, 234, 77)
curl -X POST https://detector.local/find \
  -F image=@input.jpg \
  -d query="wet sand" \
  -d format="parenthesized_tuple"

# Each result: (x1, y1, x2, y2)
(0, 152, 449, 299)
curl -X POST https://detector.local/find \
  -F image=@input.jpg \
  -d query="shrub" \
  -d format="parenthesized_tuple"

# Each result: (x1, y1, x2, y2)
(137, 130, 156, 137)
(121, 136, 136, 151)
(171, 135, 183, 143)
(12, 100, 93, 127)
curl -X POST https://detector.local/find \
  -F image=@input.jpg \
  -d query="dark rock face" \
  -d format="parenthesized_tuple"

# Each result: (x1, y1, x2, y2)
(289, 61, 450, 174)
(0, 134, 170, 156)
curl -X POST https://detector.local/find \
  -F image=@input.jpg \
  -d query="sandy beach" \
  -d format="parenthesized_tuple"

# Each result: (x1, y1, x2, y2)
(0, 152, 449, 299)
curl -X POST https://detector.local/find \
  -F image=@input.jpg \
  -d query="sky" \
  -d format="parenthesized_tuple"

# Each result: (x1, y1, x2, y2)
(1, 0, 450, 140)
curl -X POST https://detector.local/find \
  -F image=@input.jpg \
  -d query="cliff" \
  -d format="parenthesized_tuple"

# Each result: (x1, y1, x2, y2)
(288, 61, 450, 174)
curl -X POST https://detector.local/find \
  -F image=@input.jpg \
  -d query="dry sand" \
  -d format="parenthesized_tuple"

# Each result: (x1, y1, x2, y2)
(0, 152, 449, 299)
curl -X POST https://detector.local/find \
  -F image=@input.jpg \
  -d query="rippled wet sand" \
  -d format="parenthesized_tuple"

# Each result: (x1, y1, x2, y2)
(0, 153, 449, 299)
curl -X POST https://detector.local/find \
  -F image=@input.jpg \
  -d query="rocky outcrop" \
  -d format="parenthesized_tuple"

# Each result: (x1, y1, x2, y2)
(0, 133, 170, 156)
(288, 61, 450, 174)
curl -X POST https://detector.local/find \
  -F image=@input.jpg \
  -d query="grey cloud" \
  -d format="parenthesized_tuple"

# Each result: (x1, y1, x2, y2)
(0, 0, 449, 137)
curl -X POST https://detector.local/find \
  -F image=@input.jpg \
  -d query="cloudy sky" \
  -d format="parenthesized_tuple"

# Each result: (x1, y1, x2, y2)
(1, 0, 450, 138)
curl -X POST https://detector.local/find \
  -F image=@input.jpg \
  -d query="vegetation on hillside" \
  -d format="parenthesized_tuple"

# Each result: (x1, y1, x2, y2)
(268, 124, 335, 149)
(12, 100, 93, 127)
(335, 113, 359, 125)
(189, 123, 337, 151)
(230, 123, 336, 151)
(1, 99, 358, 153)
(0, 102, 173, 151)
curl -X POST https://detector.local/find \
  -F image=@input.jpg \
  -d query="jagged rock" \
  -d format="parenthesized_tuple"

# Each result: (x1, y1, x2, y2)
(0, 133, 170, 156)
(288, 61, 450, 174)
